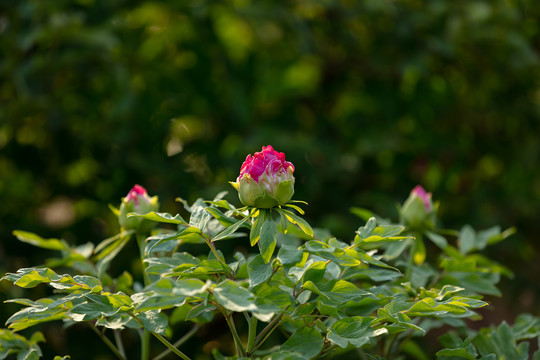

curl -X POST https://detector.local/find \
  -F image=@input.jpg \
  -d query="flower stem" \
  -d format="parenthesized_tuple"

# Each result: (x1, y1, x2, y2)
(114, 330, 127, 359)
(87, 322, 126, 360)
(246, 314, 258, 353)
(136, 233, 151, 285)
(152, 332, 192, 360)
(136, 233, 151, 360)
(215, 304, 245, 357)
(128, 312, 191, 360)
(140, 329, 150, 360)
(153, 324, 200, 360)
(249, 316, 282, 356)
(202, 233, 233, 278)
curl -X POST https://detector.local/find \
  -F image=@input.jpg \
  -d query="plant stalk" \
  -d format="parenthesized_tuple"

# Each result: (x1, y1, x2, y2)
(202, 233, 233, 278)
(87, 322, 126, 360)
(246, 314, 258, 353)
(114, 330, 127, 359)
(152, 332, 192, 360)
(136, 233, 151, 360)
(128, 312, 191, 360)
(153, 324, 200, 360)
(224, 311, 246, 357)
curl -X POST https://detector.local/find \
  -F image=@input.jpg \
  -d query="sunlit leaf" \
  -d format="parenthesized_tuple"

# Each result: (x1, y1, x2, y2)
(327, 316, 374, 348)
(128, 211, 186, 224)
(12, 230, 68, 251)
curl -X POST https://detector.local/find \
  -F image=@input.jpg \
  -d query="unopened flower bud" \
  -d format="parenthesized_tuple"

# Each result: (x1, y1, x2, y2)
(118, 185, 159, 233)
(400, 185, 435, 230)
(231, 145, 295, 208)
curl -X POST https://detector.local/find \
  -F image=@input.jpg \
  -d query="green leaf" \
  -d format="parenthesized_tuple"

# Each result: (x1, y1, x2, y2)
(186, 303, 216, 322)
(371, 224, 405, 238)
(213, 280, 257, 312)
(146, 226, 202, 253)
(375, 308, 426, 335)
(304, 241, 360, 266)
(248, 255, 273, 287)
(512, 313, 540, 341)
(0, 329, 45, 360)
(425, 231, 448, 249)
(145, 252, 200, 275)
(3, 268, 60, 288)
(254, 284, 293, 309)
(302, 261, 326, 284)
(12, 230, 68, 251)
(251, 297, 281, 322)
(2, 268, 103, 292)
(205, 207, 236, 227)
(281, 327, 324, 359)
(137, 310, 168, 334)
(473, 321, 529, 360)
(283, 203, 305, 215)
(441, 271, 501, 296)
(327, 316, 374, 348)
(212, 213, 251, 242)
(353, 249, 399, 271)
(69, 292, 133, 321)
(189, 199, 213, 230)
(134, 295, 187, 312)
(279, 208, 314, 237)
(95, 313, 134, 330)
(458, 225, 476, 255)
(356, 217, 377, 238)
(277, 245, 304, 265)
(350, 207, 376, 221)
(6, 300, 68, 331)
(303, 279, 372, 304)
(205, 199, 234, 210)
(250, 211, 263, 246)
(128, 211, 186, 224)
(258, 213, 278, 263)
(93, 230, 133, 254)
(94, 234, 132, 278)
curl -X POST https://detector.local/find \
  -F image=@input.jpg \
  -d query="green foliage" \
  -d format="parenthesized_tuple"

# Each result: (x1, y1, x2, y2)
(1, 186, 534, 360)
(0, 329, 45, 360)
(437, 313, 540, 359)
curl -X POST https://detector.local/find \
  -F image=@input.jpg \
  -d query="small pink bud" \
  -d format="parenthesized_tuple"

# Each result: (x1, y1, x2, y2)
(411, 185, 432, 212)
(231, 145, 295, 208)
(125, 184, 149, 206)
(400, 185, 435, 230)
(118, 184, 159, 232)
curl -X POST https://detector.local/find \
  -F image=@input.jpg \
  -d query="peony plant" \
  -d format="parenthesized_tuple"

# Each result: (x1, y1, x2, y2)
(0, 146, 536, 360)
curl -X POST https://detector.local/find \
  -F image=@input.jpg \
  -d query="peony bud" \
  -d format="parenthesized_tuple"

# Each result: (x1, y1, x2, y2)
(400, 185, 435, 230)
(231, 145, 295, 208)
(118, 184, 159, 233)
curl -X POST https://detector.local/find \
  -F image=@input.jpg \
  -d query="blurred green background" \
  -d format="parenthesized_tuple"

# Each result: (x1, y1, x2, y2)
(1, 0, 540, 358)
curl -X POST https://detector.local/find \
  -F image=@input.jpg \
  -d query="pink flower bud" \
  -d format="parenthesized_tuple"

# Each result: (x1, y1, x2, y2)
(231, 145, 295, 208)
(411, 185, 432, 212)
(125, 184, 148, 206)
(118, 184, 159, 232)
(400, 185, 435, 230)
